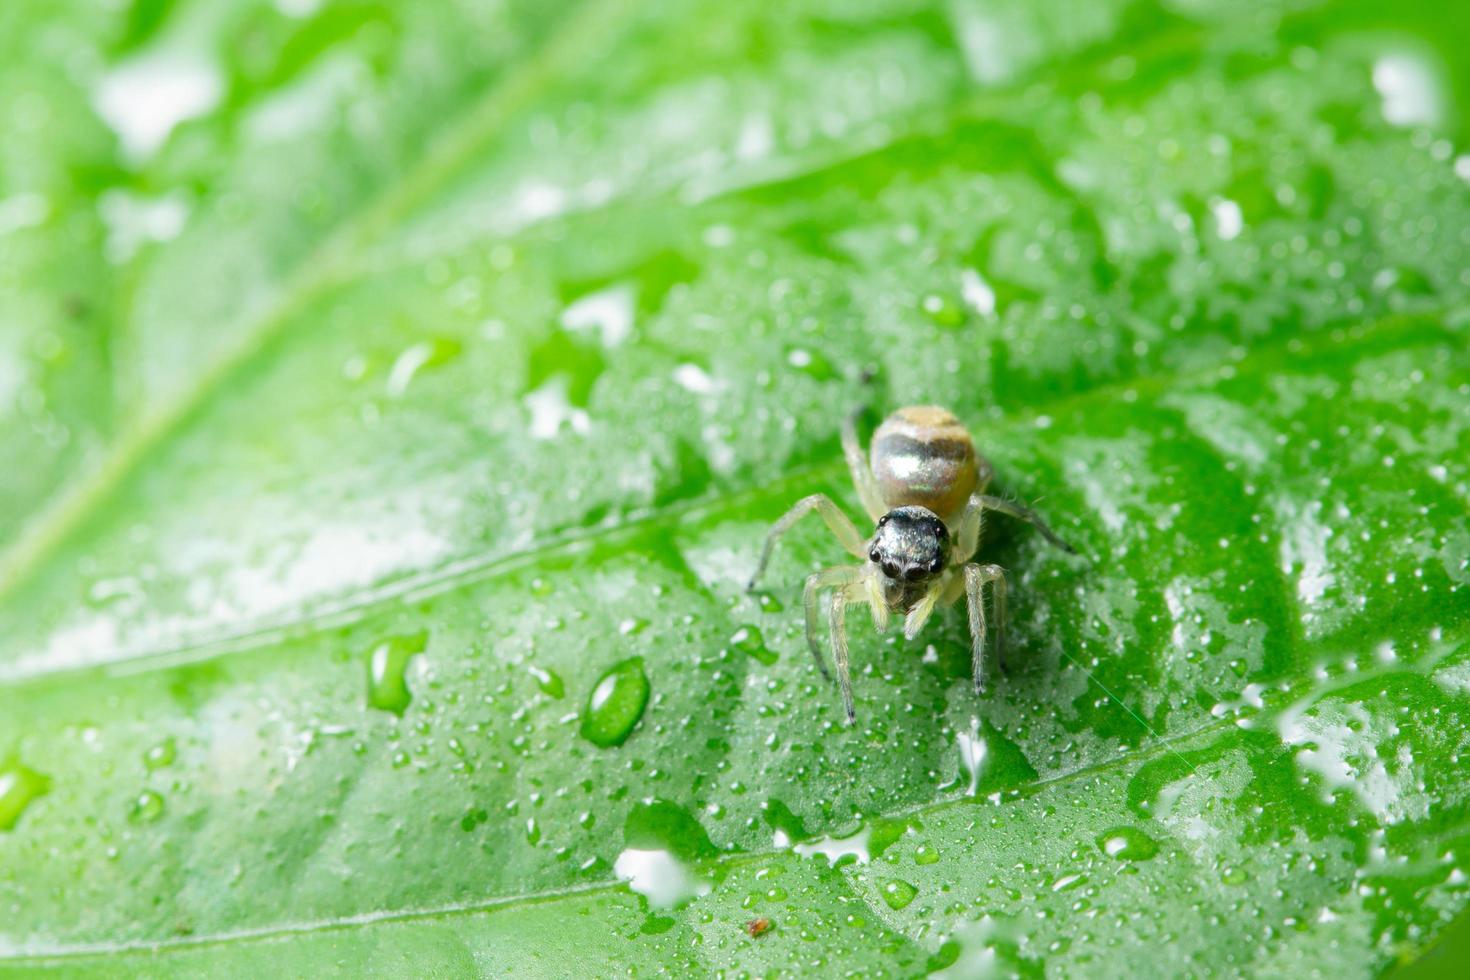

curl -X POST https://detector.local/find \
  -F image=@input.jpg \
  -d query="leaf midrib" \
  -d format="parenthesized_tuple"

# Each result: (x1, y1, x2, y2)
(0, 710, 1238, 964)
(8, 582, 1462, 964)
(0, 309, 1449, 690)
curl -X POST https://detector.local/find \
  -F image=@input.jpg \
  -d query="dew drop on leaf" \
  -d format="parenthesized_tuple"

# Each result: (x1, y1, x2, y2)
(926, 940, 962, 972)
(618, 617, 649, 636)
(881, 879, 918, 910)
(528, 664, 565, 698)
(384, 337, 462, 398)
(365, 632, 428, 715)
(580, 657, 650, 747)
(1051, 872, 1088, 892)
(613, 847, 709, 909)
(920, 292, 965, 328)
(1096, 826, 1161, 861)
(0, 760, 49, 831)
(129, 790, 165, 824)
(143, 738, 176, 771)
(794, 826, 871, 866)
(729, 625, 776, 665)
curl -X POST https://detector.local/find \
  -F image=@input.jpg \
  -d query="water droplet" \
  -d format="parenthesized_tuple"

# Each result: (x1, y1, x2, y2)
(730, 626, 777, 665)
(944, 718, 1037, 796)
(524, 376, 592, 439)
(618, 617, 649, 636)
(794, 827, 871, 866)
(366, 632, 428, 715)
(785, 346, 836, 380)
(129, 790, 165, 824)
(914, 843, 940, 865)
(1209, 197, 1244, 240)
(639, 914, 677, 935)
(0, 760, 49, 831)
(624, 799, 716, 863)
(960, 268, 997, 317)
(761, 798, 809, 845)
(528, 665, 565, 698)
(615, 848, 709, 907)
(956, 721, 986, 796)
(1096, 826, 1160, 861)
(143, 738, 176, 770)
(921, 293, 965, 327)
(926, 940, 962, 972)
(93, 49, 223, 163)
(1373, 51, 1445, 128)
(580, 657, 650, 747)
(881, 879, 918, 910)
(562, 283, 635, 348)
(385, 337, 462, 397)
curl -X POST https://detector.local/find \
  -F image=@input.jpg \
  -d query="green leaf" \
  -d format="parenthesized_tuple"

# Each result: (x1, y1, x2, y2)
(2, 0, 1470, 974)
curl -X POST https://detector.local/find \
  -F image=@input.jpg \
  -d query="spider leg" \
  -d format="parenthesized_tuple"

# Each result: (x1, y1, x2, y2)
(903, 576, 946, 641)
(964, 562, 1008, 694)
(972, 494, 1077, 555)
(830, 589, 857, 723)
(748, 493, 867, 591)
(803, 566, 861, 682)
(842, 405, 887, 521)
(863, 568, 890, 633)
(952, 495, 987, 564)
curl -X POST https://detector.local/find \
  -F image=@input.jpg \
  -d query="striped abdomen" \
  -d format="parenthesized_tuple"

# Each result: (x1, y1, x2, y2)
(870, 406, 991, 520)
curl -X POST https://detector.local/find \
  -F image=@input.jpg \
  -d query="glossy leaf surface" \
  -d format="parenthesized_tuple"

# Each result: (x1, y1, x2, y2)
(2, 0, 1469, 975)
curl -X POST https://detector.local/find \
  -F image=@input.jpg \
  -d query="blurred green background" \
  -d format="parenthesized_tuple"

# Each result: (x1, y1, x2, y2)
(2, 0, 1469, 975)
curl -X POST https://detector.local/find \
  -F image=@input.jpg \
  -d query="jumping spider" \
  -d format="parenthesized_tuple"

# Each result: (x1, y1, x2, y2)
(748, 405, 1075, 722)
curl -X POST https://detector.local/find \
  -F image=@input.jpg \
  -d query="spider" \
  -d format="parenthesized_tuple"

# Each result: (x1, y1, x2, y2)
(748, 405, 1076, 723)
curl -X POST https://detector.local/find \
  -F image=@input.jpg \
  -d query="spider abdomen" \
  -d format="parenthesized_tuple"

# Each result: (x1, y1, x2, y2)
(870, 406, 991, 521)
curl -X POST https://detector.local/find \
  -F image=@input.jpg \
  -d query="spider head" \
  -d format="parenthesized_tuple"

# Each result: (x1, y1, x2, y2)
(869, 506, 949, 582)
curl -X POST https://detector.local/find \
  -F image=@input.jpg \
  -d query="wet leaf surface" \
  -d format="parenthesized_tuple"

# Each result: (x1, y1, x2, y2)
(2, 0, 1469, 974)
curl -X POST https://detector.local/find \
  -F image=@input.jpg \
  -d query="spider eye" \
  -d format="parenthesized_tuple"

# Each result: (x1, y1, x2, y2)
(877, 514, 890, 526)
(868, 549, 881, 562)
(882, 562, 899, 579)
(929, 557, 943, 573)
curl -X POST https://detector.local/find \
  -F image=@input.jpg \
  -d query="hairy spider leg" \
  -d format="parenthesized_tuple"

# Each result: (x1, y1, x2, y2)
(830, 589, 856, 722)
(953, 495, 987, 564)
(748, 493, 867, 591)
(841, 406, 887, 521)
(803, 565, 862, 681)
(863, 568, 890, 633)
(958, 563, 1007, 694)
(903, 576, 947, 640)
(953, 493, 1076, 559)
